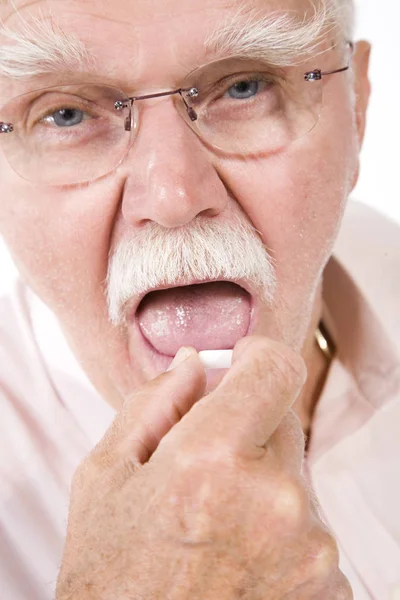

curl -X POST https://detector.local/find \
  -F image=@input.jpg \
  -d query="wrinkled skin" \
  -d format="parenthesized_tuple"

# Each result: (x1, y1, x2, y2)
(56, 338, 353, 599)
(0, 0, 370, 597)
(0, 0, 370, 412)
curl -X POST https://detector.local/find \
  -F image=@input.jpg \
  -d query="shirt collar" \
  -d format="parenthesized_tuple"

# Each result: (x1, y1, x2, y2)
(308, 254, 400, 461)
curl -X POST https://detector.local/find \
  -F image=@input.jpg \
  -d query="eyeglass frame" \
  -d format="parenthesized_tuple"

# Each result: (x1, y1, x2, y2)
(0, 41, 354, 137)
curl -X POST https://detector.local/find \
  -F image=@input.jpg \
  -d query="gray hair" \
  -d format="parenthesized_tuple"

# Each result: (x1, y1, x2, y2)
(332, 0, 355, 39)
(107, 217, 277, 326)
(0, 1, 355, 80)
(205, 1, 355, 69)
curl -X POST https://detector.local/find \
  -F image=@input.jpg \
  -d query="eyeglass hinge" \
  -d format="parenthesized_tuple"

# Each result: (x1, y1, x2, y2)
(0, 122, 14, 133)
(114, 100, 131, 111)
(304, 70, 322, 82)
(185, 88, 199, 99)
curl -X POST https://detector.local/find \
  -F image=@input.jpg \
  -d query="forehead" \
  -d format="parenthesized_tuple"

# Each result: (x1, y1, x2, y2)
(1, 0, 321, 90)
(2, 0, 313, 48)
(3, 0, 310, 19)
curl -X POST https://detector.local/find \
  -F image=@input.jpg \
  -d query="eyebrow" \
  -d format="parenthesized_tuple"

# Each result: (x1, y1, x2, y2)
(0, 4, 336, 82)
(204, 5, 337, 67)
(0, 13, 95, 80)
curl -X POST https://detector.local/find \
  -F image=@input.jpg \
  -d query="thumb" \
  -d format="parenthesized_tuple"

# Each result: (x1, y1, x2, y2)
(93, 346, 206, 470)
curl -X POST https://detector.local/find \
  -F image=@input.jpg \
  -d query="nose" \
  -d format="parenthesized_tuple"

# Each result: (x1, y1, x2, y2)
(117, 100, 229, 228)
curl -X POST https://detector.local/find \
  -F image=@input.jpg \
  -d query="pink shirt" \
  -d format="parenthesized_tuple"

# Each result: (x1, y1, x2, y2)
(1, 201, 399, 600)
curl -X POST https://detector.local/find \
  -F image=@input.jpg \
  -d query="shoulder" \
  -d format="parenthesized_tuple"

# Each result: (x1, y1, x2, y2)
(0, 280, 40, 389)
(336, 199, 400, 257)
(335, 199, 400, 291)
(333, 199, 400, 347)
(0, 283, 41, 489)
(0, 280, 52, 454)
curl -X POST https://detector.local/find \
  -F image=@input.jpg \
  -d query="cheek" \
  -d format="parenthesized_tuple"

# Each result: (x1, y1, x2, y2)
(217, 106, 358, 291)
(0, 172, 121, 315)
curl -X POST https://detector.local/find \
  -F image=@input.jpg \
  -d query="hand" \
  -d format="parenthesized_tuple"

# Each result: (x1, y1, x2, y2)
(56, 337, 352, 600)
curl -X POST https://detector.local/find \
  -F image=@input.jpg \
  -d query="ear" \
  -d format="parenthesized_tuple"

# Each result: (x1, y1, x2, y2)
(351, 41, 372, 149)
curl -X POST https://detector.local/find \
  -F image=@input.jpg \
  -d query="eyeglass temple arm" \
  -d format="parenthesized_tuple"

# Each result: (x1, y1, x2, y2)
(2, 41, 355, 134)
(304, 41, 354, 82)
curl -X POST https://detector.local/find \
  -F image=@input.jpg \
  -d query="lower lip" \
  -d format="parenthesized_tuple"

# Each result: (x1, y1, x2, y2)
(136, 325, 174, 371)
(133, 327, 231, 391)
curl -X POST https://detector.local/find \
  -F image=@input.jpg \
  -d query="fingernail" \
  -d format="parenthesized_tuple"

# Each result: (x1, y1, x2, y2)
(166, 347, 193, 372)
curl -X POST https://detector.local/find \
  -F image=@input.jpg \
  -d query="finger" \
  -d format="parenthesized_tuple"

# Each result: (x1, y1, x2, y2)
(322, 571, 354, 600)
(89, 347, 206, 472)
(275, 519, 343, 598)
(267, 409, 306, 473)
(163, 336, 307, 459)
(299, 526, 351, 600)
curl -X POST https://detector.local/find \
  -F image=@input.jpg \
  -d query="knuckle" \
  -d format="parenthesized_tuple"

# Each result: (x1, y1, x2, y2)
(319, 570, 353, 600)
(308, 530, 340, 582)
(337, 574, 354, 599)
(271, 477, 309, 531)
(331, 575, 353, 600)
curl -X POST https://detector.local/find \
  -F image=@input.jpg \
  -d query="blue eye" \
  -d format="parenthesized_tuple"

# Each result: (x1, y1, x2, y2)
(46, 108, 85, 127)
(227, 80, 260, 100)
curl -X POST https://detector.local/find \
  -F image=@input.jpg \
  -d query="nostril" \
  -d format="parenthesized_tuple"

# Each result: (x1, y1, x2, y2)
(199, 207, 221, 219)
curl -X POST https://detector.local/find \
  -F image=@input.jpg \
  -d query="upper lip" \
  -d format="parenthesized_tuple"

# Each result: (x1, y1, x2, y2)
(129, 277, 258, 319)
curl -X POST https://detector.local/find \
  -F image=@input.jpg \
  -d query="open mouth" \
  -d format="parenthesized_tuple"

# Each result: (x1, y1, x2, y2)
(136, 281, 252, 357)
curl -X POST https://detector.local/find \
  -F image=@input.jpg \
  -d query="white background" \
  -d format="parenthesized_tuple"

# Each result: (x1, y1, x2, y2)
(353, 0, 400, 224)
(0, 0, 399, 287)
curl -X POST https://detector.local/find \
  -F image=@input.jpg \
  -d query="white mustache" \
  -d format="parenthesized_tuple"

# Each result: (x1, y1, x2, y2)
(106, 217, 276, 325)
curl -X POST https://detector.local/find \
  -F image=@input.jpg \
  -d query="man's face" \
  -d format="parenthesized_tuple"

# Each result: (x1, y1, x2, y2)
(0, 0, 368, 407)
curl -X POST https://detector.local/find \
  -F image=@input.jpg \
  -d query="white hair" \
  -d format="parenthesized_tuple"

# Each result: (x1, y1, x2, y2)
(205, 1, 356, 68)
(106, 217, 276, 326)
(0, 1, 355, 81)
(331, 0, 355, 39)
(0, 12, 92, 80)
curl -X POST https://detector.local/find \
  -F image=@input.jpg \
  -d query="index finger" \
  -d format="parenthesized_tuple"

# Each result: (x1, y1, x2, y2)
(164, 336, 307, 459)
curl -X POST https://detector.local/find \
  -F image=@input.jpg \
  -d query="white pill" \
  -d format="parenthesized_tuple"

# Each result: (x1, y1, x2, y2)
(198, 350, 233, 369)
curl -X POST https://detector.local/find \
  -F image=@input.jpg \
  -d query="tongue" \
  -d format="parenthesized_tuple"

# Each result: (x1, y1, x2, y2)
(137, 282, 251, 356)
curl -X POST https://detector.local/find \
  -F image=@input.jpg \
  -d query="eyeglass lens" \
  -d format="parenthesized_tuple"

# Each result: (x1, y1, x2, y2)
(0, 58, 324, 185)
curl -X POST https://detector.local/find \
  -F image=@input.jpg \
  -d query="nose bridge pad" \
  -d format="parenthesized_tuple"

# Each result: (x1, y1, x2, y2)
(124, 113, 131, 132)
(179, 90, 198, 122)
(121, 89, 199, 140)
(122, 92, 201, 165)
(124, 101, 133, 132)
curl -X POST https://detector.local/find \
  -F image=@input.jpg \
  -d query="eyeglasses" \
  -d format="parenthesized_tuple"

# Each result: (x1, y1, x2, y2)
(0, 45, 353, 186)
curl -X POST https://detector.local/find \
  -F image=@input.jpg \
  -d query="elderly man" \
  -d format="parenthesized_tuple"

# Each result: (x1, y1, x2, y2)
(0, 0, 399, 598)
